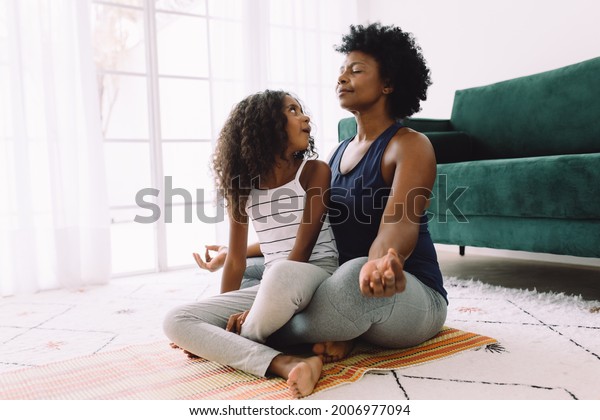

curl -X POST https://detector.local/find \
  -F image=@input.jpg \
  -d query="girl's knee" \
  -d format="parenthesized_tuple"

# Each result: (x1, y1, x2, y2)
(163, 305, 184, 341)
(263, 260, 312, 288)
(162, 303, 208, 340)
(267, 260, 304, 276)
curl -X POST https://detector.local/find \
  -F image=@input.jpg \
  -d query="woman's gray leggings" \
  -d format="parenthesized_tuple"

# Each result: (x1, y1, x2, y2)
(163, 257, 447, 377)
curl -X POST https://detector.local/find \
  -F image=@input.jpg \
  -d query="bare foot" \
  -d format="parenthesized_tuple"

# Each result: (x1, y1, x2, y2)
(286, 356, 323, 398)
(312, 340, 355, 363)
(169, 342, 199, 359)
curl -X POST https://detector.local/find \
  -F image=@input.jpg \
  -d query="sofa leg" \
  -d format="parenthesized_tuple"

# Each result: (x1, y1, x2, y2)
(459, 245, 465, 256)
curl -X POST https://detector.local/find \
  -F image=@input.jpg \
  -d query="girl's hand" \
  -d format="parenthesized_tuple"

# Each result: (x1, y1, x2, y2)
(226, 310, 250, 334)
(193, 245, 228, 272)
(359, 248, 406, 297)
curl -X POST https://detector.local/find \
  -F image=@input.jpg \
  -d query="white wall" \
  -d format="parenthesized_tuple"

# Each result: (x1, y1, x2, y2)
(358, 0, 600, 118)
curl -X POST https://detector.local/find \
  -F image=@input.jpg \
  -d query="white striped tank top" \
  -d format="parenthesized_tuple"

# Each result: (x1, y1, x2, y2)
(245, 160, 338, 268)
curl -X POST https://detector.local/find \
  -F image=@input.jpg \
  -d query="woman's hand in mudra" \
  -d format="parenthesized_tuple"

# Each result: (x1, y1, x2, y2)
(359, 248, 406, 298)
(193, 245, 228, 272)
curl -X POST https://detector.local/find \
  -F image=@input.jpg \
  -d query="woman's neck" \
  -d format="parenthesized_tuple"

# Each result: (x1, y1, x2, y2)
(353, 112, 396, 142)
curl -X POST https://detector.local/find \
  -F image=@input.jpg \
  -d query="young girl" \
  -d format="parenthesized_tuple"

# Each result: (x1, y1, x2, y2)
(210, 90, 338, 345)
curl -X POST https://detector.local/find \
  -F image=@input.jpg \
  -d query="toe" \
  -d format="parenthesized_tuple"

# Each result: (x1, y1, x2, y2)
(312, 343, 326, 355)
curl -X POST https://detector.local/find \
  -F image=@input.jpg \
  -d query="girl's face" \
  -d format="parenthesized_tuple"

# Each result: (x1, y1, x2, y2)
(336, 50, 390, 113)
(282, 95, 311, 154)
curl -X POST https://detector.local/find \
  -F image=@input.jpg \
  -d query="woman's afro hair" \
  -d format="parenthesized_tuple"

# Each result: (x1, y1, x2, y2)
(335, 22, 432, 119)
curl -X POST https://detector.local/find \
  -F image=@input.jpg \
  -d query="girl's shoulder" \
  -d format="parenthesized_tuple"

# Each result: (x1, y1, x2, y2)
(299, 159, 331, 190)
(302, 158, 330, 171)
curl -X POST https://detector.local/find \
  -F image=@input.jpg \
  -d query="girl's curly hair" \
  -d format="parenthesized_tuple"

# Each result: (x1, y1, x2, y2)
(335, 22, 432, 120)
(212, 90, 316, 222)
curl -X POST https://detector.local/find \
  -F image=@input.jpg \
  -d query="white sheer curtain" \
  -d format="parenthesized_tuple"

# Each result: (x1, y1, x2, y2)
(0, 0, 110, 296)
(212, 0, 358, 245)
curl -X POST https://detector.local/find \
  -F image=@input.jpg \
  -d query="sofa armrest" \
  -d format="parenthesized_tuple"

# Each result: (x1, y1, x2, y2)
(403, 117, 453, 132)
(338, 117, 456, 141)
(338, 117, 473, 164)
(426, 131, 474, 163)
(404, 118, 474, 163)
(338, 117, 357, 141)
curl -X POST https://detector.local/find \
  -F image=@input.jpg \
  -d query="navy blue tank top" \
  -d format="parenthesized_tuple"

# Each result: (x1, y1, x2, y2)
(328, 122, 447, 302)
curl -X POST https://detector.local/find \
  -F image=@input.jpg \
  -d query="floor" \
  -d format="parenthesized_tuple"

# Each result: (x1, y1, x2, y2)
(437, 247, 600, 301)
(1, 247, 599, 400)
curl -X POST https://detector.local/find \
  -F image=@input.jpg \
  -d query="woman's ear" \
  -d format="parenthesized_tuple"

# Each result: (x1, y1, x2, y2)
(383, 83, 394, 94)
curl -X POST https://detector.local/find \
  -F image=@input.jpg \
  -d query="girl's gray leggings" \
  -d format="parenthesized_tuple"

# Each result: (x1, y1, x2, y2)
(163, 257, 447, 377)
(240, 257, 338, 343)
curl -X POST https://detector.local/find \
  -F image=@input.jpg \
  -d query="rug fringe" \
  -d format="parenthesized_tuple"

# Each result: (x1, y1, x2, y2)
(482, 343, 506, 353)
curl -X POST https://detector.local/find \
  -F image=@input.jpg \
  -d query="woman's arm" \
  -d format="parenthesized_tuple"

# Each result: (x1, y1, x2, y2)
(220, 214, 249, 293)
(287, 159, 332, 262)
(361, 130, 437, 297)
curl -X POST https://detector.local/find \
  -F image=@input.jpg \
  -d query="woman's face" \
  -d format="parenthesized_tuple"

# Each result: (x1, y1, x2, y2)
(336, 51, 389, 113)
(282, 95, 311, 154)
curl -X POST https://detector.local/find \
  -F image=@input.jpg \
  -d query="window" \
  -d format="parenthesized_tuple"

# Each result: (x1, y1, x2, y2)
(91, 0, 356, 276)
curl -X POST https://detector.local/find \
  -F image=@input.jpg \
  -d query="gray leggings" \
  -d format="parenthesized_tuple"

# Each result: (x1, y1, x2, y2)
(241, 257, 338, 343)
(163, 257, 447, 377)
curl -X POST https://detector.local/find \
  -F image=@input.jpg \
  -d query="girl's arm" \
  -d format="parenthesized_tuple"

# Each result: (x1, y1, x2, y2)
(193, 242, 262, 272)
(220, 214, 249, 293)
(246, 242, 262, 257)
(287, 159, 332, 262)
(361, 131, 437, 297)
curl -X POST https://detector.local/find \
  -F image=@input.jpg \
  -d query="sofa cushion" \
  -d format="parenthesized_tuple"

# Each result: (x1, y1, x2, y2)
(429, 216, 600, 258)
(432, 153, 600, 220)
(451, 57, 600, 160)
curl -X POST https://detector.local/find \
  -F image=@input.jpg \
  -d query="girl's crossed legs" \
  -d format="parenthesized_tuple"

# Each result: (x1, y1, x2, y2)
(241, 257, 338, 343)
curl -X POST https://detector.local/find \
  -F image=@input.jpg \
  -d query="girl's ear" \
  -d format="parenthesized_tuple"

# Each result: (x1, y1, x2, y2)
(383, 82, 394, 94)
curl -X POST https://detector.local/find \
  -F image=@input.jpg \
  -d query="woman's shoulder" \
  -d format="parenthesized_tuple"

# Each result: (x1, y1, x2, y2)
(380, 128, 437, 184)
(387, 127, 435, 159)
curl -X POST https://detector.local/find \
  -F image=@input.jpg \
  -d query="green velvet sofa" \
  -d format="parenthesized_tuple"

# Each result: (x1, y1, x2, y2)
(338, 57, 600, 258)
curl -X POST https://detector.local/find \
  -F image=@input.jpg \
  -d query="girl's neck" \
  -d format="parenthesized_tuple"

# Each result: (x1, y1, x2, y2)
(259, 157, 302, 189)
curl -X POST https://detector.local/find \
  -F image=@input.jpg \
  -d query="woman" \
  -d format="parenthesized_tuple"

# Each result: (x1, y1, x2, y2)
(165, 22, 447, 398)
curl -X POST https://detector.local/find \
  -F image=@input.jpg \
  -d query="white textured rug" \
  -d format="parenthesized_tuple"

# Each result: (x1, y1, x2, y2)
(1, 270, 598, 400)
(308, 277, 600, 400)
